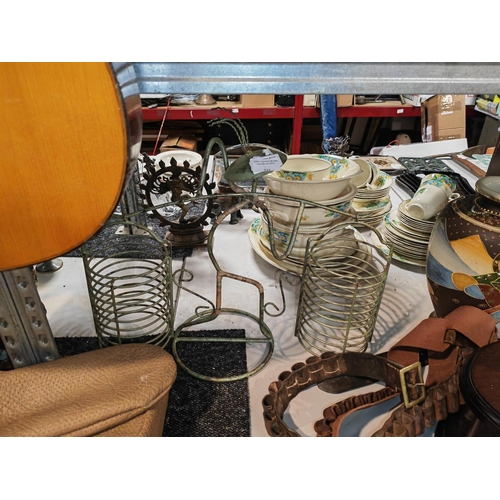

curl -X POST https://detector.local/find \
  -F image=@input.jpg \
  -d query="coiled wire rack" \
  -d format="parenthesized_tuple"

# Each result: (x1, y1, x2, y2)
(294, 225, 392, 355)
(81, 220, 174, 347)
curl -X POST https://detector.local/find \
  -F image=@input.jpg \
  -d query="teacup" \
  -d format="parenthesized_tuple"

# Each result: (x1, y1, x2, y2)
(351, 159, 372, 188)
(419, 173, 456, 197)
(406, 184, 460, 220)
(366, 160, 381, 189)
(278, 155, 331, 181)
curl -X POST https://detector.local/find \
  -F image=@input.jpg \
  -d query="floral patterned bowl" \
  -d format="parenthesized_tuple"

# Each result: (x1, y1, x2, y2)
(313, 154, 362, 181)
(264, 156, 360, 201)
(263, 184, 356, 225)
(258, 215, 333, 257)
(277, 155, 331, 181)
(258, 215, 358, 259)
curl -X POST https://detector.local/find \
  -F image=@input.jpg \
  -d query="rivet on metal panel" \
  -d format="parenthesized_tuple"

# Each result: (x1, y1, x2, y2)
(17, 279, 28, 289)
(25, 297, 36, 310)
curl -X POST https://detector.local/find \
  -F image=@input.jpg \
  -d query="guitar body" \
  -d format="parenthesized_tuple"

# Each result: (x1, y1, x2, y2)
(0, 62, 142, 271)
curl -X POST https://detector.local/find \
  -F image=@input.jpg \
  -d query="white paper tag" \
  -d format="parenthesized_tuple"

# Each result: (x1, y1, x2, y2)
(424, 125, 432, 142)
(249, 153, 283, 174)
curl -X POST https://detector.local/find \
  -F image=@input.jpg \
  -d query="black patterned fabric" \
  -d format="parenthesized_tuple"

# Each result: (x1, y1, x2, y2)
(63, 214, 193, 260)
(397, 157, 455, 173)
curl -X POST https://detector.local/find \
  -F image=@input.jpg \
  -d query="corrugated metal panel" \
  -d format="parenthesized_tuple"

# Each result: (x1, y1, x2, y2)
(133, 62, 500, 95)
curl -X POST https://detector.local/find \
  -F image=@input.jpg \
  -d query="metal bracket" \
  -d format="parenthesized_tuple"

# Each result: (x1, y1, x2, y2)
(0, 267, 59, 368)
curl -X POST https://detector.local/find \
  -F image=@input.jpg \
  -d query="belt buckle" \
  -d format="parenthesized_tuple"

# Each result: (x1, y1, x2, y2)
(399, 361, 426, 409)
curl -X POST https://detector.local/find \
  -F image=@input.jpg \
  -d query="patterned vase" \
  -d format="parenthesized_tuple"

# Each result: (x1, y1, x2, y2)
(426, 177, 500, 322)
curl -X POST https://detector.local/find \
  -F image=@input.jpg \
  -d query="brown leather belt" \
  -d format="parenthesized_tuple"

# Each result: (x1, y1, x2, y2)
(262, 305, 498, 437)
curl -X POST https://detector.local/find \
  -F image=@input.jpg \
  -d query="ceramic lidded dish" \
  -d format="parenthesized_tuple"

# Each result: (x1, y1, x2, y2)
(426, 176, 500, 322)
(277, 155, 331, 181)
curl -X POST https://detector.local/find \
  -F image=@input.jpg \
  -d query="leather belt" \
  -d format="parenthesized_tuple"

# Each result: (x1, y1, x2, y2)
(262, 305, 498, 437)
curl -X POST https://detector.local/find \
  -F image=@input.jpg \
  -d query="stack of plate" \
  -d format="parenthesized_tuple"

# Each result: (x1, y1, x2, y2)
(248, 218, 368, 274)
(248, 217, 304, 274)
(379, 199, 435, 266)
(352, 171, 393, 225)
(397, 199, 436, 234)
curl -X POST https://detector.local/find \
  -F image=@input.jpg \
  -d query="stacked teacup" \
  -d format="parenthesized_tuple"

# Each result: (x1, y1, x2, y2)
(350, 158, 393, 225)
(381, 173, 459, 266)
(406, 174, 460, 221)
(255, 154, 361, 268)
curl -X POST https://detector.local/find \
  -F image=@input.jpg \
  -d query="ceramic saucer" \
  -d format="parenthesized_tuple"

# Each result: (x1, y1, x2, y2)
(371, 231, 427, 267)
(248, 218, 303, 273)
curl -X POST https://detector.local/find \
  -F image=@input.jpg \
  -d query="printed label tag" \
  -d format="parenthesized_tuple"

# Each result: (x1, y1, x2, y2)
(249, 153, 283, 174)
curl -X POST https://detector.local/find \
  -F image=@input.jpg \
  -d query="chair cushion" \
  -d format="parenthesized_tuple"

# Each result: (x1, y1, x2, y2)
(0, 343, 177, 436)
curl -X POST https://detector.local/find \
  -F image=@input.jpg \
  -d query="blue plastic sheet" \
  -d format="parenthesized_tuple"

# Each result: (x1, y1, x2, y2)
(319, 94, 337, 153)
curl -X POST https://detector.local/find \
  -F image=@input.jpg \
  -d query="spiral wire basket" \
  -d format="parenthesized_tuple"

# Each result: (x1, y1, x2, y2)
(294, 227, 392, 355)
(81, 220, 174, 348)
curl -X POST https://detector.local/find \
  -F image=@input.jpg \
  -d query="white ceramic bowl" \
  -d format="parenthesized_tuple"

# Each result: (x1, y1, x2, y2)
(367, 170, 393, 191)
(154, 150, 203, 170)
(350, 159, 373, 188)
(258, 216, 329, 256)
(313, 155, 362, 181)
(263, 183, 357, 225)
(263, 163, 359, 202)
(277, 155, 331, 181)
(258, 216, 358, 258)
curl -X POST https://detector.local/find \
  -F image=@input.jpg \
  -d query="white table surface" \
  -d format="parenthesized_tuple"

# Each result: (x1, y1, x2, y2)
(36, 158, 483, 437)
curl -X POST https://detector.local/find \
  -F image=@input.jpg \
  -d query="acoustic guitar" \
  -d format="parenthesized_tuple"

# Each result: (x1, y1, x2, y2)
(0, 62, 142, 271)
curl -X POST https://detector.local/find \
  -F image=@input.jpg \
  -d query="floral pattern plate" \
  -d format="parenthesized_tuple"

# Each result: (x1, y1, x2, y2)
(352, 196, 391, 213)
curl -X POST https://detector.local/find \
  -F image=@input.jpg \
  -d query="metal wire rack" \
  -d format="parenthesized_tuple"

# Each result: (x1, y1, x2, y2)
(80, 137, 393, 381)
(294, 224, 392, 355)
(81, 220, 174, 348)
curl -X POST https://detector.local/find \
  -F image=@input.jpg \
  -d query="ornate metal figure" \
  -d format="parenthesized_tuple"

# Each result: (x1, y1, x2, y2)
(139, 153, 217, 246)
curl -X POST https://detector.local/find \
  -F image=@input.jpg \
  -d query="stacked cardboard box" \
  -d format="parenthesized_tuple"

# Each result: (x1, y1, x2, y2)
(421, 94, 466, 142)
(336, 95, 354, 107)
(239, 94, 275, 107)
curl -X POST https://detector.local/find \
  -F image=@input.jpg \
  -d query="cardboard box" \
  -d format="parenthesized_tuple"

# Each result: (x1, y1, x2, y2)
(160, 132, 198, 152)
(421, 94, 466, 142)
(336, 94, 354, 107)
(239, 94, 275, 107)
(303, 94, 316, 107)
(402, 94, 434, 106)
